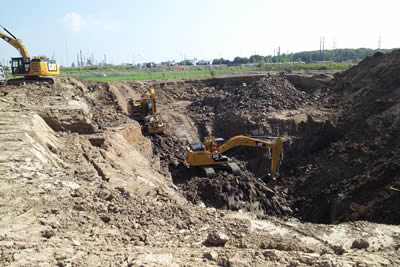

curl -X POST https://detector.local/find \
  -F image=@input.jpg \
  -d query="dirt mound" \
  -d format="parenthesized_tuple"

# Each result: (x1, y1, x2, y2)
(187, 74, 313, 137)
(177, 170, 291, 216)
(289, 50, 400, 224)
(196, 74, 312, 114)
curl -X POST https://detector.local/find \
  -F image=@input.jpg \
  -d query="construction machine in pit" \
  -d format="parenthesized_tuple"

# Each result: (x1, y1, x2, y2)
(127, 88, 166, 134)
(186, 135, 283, 179)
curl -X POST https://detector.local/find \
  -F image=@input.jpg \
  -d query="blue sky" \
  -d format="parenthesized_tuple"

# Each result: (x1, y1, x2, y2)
(1, 0, 399, 66)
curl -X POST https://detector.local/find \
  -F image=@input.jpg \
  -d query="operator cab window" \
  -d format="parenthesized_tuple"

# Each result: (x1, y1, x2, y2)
(12, 58, 22, 73)
(12, 59, 21, 67)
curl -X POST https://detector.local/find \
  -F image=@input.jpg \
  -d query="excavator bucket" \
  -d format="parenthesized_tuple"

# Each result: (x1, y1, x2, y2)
(147, 115, 166, 134)
(147, 122, 166, 134)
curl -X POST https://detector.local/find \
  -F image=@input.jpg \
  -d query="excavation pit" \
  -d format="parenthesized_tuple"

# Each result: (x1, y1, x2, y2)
(2, 53, 400, 266)
(147, 73, 338, 219)
(147, 55, 400, 225)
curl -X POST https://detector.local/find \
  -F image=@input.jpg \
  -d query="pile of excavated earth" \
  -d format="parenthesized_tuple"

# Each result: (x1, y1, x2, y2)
(1, 50, 399, 266)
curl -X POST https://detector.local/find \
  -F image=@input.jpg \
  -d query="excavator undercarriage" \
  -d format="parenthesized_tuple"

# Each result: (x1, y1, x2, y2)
(6, 76, 55, 86)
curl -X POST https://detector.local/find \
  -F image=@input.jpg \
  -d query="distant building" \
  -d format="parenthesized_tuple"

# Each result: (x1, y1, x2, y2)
(197, 60, 211, 65)
(161, 60, 175, 66)
(188, 58, 198, 66)
(144, 62, 156, 68)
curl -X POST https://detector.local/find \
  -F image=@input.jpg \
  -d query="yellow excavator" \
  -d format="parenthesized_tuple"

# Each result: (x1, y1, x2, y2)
(0, 25, 59, 85)
(187, 135, 283, 179)
(127, 88, 165, 134)
(127, 89, 154, 120)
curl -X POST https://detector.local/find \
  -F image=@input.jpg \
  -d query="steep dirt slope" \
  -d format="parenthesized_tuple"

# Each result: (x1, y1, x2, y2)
(289, 50, 400, 224)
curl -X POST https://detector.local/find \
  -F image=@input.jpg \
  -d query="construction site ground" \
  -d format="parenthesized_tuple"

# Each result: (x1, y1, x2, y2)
(1, 50, 400, 266)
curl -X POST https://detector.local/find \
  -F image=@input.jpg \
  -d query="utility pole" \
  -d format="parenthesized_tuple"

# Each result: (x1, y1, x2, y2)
(65, 41, 68, 67)
(278, 46, 281, 63)
(319, 36, 325, 61)
(320, 36, 322, 61)
(378, 33, 382, 50)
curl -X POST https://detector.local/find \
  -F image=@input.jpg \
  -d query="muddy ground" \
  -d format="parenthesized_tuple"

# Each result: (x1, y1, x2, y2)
(0, 51, 400, 266)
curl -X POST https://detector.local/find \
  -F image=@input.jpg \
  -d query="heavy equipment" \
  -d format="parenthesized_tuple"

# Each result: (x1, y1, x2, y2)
(127, 88, 166, 134)
(127, 89, 154, 120)
(0, 25, 59, 85)
(186, 135, 283, 179)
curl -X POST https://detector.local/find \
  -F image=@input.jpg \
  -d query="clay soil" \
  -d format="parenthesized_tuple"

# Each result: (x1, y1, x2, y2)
(1, 51, 400, 266)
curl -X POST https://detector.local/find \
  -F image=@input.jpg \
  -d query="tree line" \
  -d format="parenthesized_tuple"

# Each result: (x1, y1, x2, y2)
(210, 48, 395, 65)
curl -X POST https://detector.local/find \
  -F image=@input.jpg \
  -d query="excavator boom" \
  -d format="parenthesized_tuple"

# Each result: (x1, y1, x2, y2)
(219, 135, 283, 178)
(219, 135, 280, 153)
(0, 26, 29, 58)
(147, 88, 165, 134)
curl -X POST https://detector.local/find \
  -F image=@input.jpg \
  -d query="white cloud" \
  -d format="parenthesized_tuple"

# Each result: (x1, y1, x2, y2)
(63, 12, 83, 32)
(62, 12, 118, 33)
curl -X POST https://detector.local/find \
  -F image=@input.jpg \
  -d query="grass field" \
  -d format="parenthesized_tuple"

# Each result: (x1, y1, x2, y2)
(61, 62, 354, 82)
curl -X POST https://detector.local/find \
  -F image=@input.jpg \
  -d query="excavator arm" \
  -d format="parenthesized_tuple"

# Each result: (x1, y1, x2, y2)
(0, 26, 29, 58)
(147, 88, 165, 133)
(149, 88, 157, 120)
(128, 87, 165, 133)
(218, 135, 283, 178)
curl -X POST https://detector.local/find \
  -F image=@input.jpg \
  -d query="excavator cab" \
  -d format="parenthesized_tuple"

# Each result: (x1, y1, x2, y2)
(145, 98, 153, 113)
(11, 57, 30, 75)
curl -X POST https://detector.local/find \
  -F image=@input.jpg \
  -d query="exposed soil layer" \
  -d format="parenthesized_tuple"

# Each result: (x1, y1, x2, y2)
(286, 50, 400, 224)
(187, 74, 315, 138)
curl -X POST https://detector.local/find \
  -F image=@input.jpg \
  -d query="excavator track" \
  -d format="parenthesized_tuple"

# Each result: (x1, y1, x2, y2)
(7, 77, 54, 86)
(202, 167, 216, 177)
(227, 162, 241, 175)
